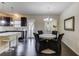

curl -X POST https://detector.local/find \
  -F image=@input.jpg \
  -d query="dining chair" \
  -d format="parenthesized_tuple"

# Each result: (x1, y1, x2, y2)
(38, 30, 43, 35)
(52, 31, 58, 39)
(49, 33, 64, 55)
(39, 39, 60, 56)
(33, 33, 40, 52)
(33, 33, 39, 42)
(52, 31, 58, 34)
(33, 33, 48, 55)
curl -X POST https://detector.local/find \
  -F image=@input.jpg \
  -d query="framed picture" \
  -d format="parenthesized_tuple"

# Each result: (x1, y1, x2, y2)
(64, 16, 75, 31)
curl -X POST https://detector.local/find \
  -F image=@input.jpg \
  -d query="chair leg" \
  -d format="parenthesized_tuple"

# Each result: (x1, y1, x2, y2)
(57, 44, 62, 56)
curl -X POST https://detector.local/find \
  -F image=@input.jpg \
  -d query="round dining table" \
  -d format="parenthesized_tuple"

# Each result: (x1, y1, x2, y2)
(39, 34, 56, 40)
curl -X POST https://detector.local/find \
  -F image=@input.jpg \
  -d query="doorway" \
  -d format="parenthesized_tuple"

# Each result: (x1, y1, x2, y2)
(27, 20, 35, 39)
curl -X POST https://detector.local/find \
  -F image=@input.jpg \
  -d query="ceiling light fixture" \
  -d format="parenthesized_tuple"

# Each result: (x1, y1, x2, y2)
(44, 6, 52, 22)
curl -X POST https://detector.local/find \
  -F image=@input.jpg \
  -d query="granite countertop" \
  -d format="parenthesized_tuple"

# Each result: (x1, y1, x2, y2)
(0, 32, 21, 36)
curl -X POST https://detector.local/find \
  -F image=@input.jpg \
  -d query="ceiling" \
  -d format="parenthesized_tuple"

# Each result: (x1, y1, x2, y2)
(0, 2, 73, 15)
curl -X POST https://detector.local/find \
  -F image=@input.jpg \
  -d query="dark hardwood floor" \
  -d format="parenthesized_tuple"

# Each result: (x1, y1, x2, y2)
(61, 42, 77, 56)
(0, 38, 77, 56)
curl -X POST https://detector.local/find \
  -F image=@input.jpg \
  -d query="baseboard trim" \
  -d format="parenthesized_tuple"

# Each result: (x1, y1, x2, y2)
(62, 41, 78, 56)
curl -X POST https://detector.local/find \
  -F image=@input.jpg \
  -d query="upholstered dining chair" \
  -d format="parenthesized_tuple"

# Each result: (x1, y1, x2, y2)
(52, 31, 58, 39)
(33, 33, 40, 52)
(52, 31, 58, 35)
(38, 30, 43, 35)
(49, 33, 64, 55)
(33, 33, 47, 54)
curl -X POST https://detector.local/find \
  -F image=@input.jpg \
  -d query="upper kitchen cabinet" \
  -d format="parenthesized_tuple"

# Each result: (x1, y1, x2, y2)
(0, 16, 13, 26)
(21, 17, 27, 26)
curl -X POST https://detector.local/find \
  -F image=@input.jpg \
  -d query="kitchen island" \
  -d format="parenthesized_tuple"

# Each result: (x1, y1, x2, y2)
(0, 32, 21, 54)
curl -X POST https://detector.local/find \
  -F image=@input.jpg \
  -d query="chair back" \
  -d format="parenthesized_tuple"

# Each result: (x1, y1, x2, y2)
(38, 30, 43, 35)
(33, 33, 39, 42)
(52, 31, 58, 39)
(57, 33, 64, 43)
(52, 31, 58, 35)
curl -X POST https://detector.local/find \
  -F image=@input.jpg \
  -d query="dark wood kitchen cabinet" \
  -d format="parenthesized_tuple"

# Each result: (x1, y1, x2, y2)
(21, 17, 27, 26)
(0, 16, 13, 26)
(4, 17, 12, 26)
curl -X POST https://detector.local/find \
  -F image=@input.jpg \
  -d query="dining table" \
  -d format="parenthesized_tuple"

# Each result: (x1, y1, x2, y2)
(39, 34, 56, 42)
(39, 34, 56, 40)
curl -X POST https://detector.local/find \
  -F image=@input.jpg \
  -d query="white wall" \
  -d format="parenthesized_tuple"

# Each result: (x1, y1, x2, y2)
(27, 15, 59, 33)
(59, 3, 79, 55)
